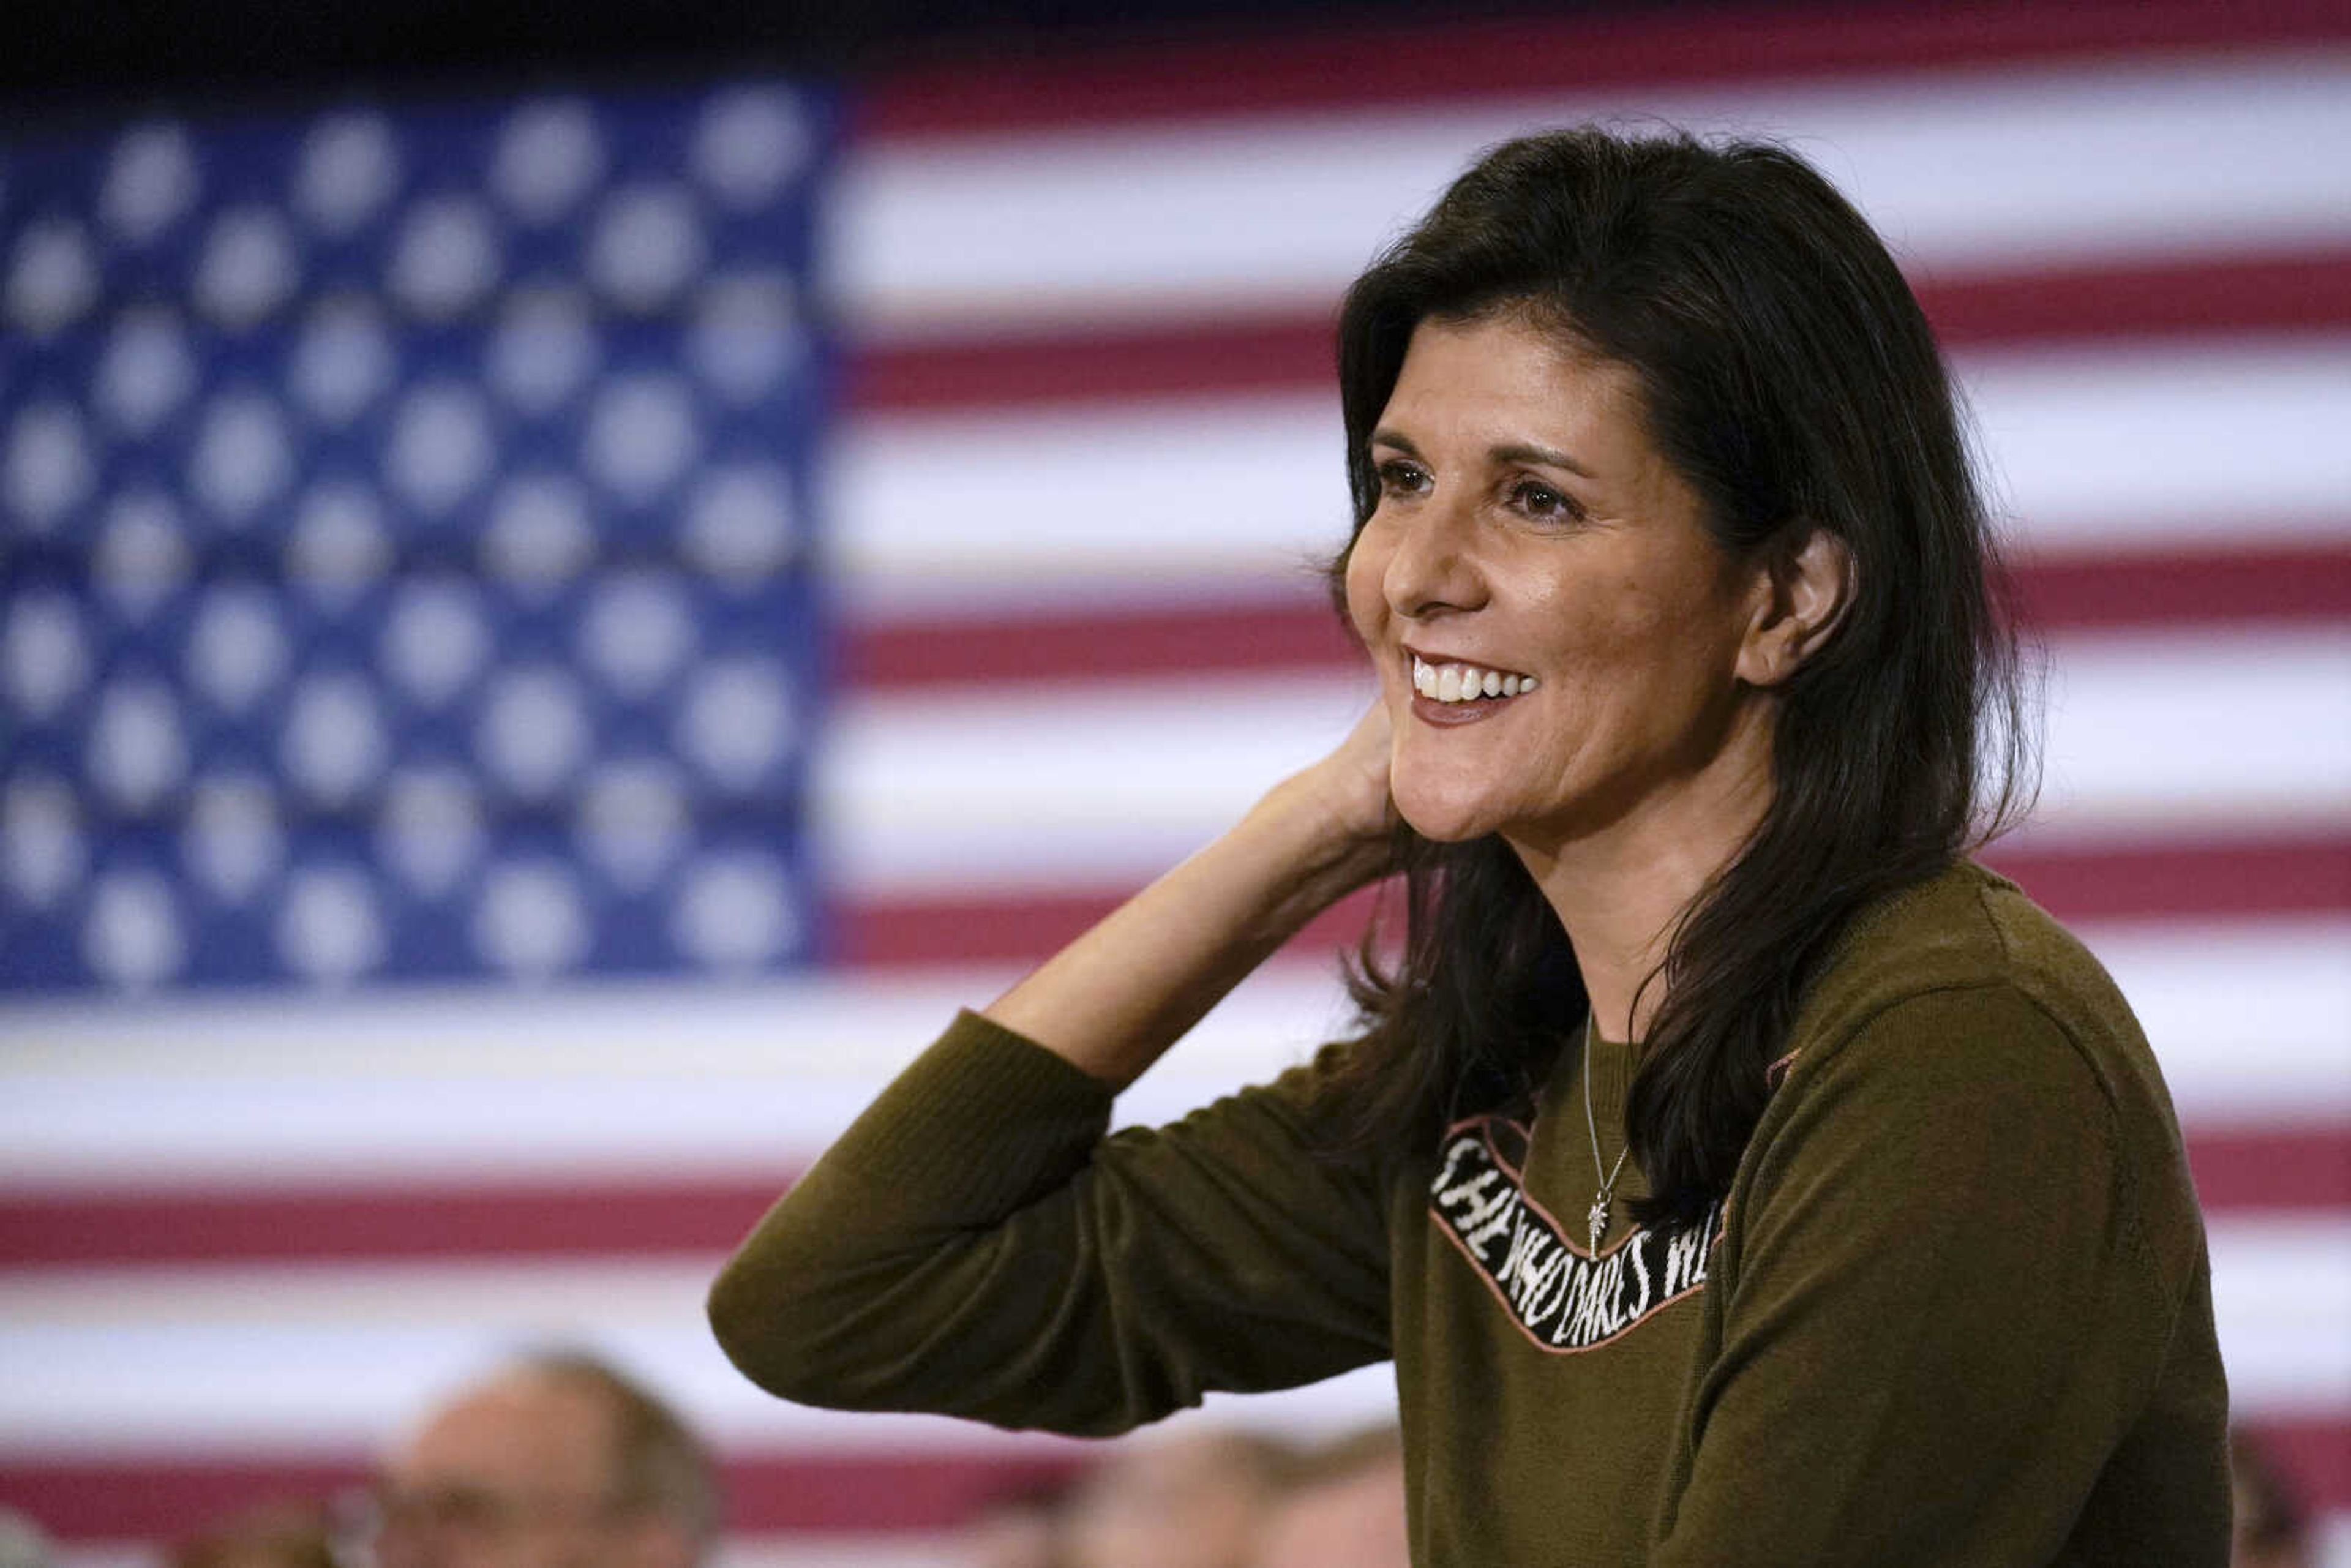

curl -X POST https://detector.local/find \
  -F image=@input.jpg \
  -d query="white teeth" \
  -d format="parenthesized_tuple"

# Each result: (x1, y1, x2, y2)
(1409, 655, 1534, 705)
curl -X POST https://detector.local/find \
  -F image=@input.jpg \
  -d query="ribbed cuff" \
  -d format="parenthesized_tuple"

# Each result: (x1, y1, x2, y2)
(812, 1008, 1119, 1223)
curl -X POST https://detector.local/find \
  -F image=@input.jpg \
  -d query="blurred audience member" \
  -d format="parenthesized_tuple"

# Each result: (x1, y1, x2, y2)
(0, 1509, 56, 1568)
(1060, 1429, 1288, 1568)
(174, 1502, 336, 1568)
(954, 1476, 1074, 1568)
(1246, 1426, 1406, 1568)
(355, 1349, 718, 1568)
(2230, 1427, 2312, 1568)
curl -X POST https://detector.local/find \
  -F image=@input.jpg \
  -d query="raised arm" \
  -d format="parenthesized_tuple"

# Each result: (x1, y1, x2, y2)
(707, 703, 1401, 1433)
(983, 699, 1395, 1087)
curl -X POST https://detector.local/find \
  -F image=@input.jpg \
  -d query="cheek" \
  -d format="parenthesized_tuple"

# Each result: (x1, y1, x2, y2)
(1517, 576, 1627, 680)
(1570, 569, 1717, 682)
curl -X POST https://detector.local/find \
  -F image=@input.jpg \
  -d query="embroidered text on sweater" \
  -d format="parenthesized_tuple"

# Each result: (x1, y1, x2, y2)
(1430, 1115, 1720, 1353)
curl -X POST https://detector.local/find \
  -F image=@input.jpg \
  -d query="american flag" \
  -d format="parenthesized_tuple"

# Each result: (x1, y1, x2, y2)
(3, 3, 2348, 1562)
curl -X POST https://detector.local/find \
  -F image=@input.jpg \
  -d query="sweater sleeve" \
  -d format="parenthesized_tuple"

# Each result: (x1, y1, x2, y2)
(707, 1009, 1395, 1436)
(1650, 983, 2207, 1567)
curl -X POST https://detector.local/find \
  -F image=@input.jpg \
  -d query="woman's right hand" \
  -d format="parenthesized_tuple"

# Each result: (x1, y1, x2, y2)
(1253, 697, 1400, 904)
(982, 697, 1400, 1088)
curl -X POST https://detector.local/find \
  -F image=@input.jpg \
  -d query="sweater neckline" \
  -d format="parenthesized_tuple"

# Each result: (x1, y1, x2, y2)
(1529, 1018, 1641, 1202)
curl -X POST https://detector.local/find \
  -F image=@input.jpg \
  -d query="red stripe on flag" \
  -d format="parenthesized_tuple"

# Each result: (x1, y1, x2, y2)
(842, 591, 1358, 687)
(0, 1123, 2339, 1270)
(841, 840, 2349, 967)
(1981, 836, 2351, 923)
(2007, 543, 2351, 632)
(847, 254, 2351, 414)
(2189, 1128, 2351, 1211)
(0, 1451, 1089, 1541)
(839, 882, 1385, 972)
(0, 1177, 788, 1267)
(841, 545, 2351, 690)
(2242, 1416, 2351, 1523)
(836, 888, 1123, 969)
(0, 1460, 366, 1545)
(849, 313, 1330, 413)
(861, 1, 2351, 138)
(1917, 252, 2351, 348)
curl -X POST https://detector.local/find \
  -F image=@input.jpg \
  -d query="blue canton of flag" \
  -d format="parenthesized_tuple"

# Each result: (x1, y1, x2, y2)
(0, 85, 834, 992)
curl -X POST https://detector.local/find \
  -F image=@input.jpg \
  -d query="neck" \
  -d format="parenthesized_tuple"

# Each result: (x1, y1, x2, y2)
(1510, 728, 1772, 1041)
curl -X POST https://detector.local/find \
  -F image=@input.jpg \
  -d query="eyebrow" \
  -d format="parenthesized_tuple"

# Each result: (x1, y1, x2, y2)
(1369, 429, 1593, 478)
(1492, 440, 1594, 478)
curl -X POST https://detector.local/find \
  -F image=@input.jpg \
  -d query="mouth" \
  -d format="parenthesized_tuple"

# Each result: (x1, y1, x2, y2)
(1409, 652, 1540, 705)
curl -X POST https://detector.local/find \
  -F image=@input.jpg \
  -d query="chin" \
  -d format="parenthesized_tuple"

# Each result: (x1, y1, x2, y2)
(1390, 784, 1510, 846)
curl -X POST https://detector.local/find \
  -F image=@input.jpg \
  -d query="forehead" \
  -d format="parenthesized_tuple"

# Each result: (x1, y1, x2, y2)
(1378, 313, 1649, 454)
(390, 1376, 620, 1496)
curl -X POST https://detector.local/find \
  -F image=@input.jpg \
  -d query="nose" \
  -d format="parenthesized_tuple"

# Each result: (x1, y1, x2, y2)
(1382, 495, 1488, 621)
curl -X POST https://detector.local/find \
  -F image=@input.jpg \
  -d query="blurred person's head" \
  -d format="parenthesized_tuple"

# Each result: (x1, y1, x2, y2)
(174, 1502, 335, 1568)
(1060, 1429, 1289, 1568)
(1245, 1426, 1406, 1568)
(955, 1477, 1073, 1568)
(367, 1351, 717, 1568)
(2230, 1428, 2311, 1568)
(0, 1509, 56, 1568)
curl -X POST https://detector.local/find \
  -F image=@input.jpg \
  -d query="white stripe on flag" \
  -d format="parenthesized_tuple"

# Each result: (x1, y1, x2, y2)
(1, 920, 2342, 1179)
(814, 629, 2351, 896)
(831, 338, 2351, 615)
(0, 1272, 1402, 1453)
(0, 1220, 2333, 1449)
(834, 52, 2351, 333)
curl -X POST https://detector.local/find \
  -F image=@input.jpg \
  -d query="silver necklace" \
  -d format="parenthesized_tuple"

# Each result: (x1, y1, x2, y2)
(1581, 1011, 1632, 1252)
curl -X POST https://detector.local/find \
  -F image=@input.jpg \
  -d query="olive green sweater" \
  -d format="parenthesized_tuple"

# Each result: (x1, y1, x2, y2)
(710, 863, 2230, 1564)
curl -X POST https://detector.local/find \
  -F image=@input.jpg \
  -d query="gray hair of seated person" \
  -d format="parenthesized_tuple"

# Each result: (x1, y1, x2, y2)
(514, 1349, 721, 1552)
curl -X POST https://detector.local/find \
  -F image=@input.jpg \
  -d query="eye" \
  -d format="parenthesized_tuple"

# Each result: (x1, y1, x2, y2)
(1507, 477, 1583, 524)
(1374, 457, 1430, 498)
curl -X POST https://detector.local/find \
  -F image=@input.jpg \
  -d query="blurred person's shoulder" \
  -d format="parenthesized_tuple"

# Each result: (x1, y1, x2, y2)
(0, 1508, 56, 1568)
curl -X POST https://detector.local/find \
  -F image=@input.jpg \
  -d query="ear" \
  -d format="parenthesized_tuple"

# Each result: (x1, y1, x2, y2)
(1734, 525, 1851, 688)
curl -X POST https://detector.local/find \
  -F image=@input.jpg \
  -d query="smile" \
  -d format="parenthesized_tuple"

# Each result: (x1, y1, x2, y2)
(1411, 654, 1540, 704)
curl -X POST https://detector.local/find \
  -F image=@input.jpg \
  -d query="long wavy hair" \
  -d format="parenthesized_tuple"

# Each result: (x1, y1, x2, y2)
(1328, 127, 2034, 1228)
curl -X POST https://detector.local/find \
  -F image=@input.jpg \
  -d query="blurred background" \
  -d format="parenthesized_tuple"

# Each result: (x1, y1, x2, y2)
(2, 0, 2346, 1563)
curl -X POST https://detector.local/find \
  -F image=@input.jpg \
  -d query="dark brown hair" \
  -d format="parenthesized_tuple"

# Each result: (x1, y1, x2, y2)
(1330, 127, 2033, 1226)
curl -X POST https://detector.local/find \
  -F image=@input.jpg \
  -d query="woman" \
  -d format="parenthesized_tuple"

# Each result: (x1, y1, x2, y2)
(710, 128, 2230, 1564)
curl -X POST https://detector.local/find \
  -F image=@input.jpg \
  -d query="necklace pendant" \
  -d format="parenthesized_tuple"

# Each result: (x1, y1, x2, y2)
(1587, 1197, 1608, 1252)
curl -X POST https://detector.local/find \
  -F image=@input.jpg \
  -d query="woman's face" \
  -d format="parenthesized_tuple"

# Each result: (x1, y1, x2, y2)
(1344, 312, 1775, 855)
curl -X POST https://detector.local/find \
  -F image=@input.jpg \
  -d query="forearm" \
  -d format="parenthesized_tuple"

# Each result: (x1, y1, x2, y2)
(985, 767, 1390, 1089)
(711, 708, 1397, 1418)
(709, 1011, 1122, 1422)
(708, 1010, 1392, 1431)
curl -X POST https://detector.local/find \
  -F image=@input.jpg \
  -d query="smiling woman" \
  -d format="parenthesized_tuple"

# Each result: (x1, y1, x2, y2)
(709, 128, 2230, 1567)
(1349, 321, 1790, 886)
